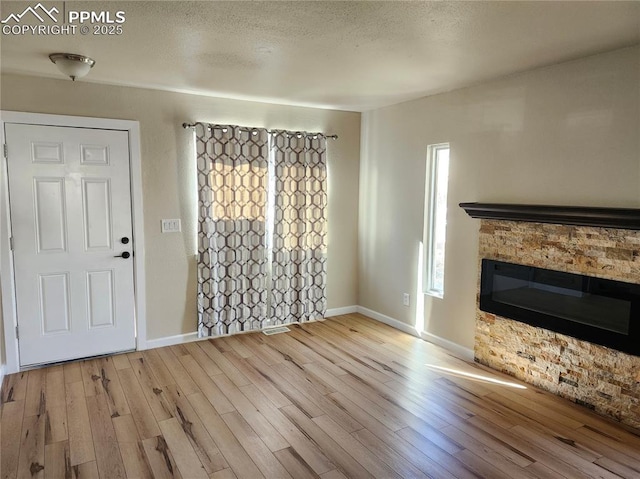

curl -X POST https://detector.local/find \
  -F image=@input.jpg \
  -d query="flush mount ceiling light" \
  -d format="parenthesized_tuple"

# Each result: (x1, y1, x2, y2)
(49, 53, 95, 81)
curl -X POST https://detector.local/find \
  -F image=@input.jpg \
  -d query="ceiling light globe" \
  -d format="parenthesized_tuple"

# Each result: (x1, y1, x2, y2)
(49, 53, 95, 81)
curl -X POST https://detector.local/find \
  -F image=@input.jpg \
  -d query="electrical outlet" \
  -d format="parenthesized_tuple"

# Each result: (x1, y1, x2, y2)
(403, 293, 410, 307)
(161, 219, 181, 233)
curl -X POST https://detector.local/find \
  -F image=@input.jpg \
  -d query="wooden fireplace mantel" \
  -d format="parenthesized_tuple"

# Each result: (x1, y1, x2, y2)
(459, 202, 640, 230)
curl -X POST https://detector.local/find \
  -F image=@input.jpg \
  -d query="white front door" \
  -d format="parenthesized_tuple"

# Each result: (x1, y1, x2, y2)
(5, 123, 136, 366)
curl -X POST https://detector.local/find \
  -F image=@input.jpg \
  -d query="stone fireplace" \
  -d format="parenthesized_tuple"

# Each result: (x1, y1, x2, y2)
(461, 203, 640, 430)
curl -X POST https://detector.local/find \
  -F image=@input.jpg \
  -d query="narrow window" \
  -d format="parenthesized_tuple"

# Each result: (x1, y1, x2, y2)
(423, 143, 450, 298)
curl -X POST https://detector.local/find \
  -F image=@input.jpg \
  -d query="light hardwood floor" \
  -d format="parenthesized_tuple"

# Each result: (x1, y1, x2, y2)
(2, 313, 640, 478)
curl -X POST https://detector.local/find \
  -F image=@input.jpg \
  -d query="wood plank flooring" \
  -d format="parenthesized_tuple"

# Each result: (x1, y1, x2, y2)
(2, 313, 640, 478)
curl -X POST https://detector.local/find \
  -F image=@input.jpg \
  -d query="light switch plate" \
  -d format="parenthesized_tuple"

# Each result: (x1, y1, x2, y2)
(161, 219, 181, 233)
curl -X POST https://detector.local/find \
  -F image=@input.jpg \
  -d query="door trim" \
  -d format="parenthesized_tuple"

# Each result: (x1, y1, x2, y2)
(1, 111, 147, 373)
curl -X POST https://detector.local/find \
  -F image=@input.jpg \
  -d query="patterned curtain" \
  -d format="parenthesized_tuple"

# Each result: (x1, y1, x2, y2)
(196, 124, 269, 337)
(270, 132, 328, 324)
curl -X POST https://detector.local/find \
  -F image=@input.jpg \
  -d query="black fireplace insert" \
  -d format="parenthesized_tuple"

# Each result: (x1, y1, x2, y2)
(480, 259, 640, 356)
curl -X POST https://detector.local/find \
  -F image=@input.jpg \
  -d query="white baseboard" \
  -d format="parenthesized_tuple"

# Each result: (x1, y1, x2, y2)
(356, 306, 474, 362)
(356, 306, 420, 337)
(143, 315, 334, 351)
(419, 331, 474, 362)
(325, 306, 358, 317)
(144, 332, 199, 350)
(143, 305, 474, 363)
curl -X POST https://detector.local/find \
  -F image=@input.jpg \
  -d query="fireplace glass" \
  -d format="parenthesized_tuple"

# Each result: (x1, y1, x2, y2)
(480, 259, 640, 355)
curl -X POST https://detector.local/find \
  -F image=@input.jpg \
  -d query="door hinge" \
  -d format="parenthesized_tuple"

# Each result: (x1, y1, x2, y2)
(3, 144, 7, 159)
(15, 325, 19, 340)
(9, 237, 14, 251)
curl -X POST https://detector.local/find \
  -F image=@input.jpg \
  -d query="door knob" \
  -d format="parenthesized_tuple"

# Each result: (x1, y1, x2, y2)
(121, 237, 130, 244)
(115, 251, 131, 259)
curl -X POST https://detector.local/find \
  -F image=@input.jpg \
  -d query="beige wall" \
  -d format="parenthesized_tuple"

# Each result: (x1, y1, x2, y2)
(0, 288, 4, 372)
(2, 44, 638, 360)
(1, 74, 360, 340)
(359, 46, 640, 350)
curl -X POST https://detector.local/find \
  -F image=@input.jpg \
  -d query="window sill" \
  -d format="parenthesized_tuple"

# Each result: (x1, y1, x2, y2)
(425, 290, 444, 299)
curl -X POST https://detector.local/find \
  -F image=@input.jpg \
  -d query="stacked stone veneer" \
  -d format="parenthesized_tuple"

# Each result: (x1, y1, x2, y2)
(475, 220, 640, 430)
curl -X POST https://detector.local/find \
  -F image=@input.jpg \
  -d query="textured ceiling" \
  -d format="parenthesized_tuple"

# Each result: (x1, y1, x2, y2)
(1, 1, 639, 111)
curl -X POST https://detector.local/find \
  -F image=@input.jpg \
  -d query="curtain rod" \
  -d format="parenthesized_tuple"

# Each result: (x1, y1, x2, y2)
(182, 122, 338, 140)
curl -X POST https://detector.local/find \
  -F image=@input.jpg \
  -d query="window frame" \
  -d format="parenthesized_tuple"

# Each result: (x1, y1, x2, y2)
(423, 142, 450, 298)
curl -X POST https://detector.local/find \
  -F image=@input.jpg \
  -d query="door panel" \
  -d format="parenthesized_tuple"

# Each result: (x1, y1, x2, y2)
(32, 141, 63, 163)
(34, 177, 68, 253)
(82, 178, 113, 250)
(86, 269, 115, 328)
(80, 144, 109, 165)
(5, 123, 136, 366)
(39, 273, 71, 334)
